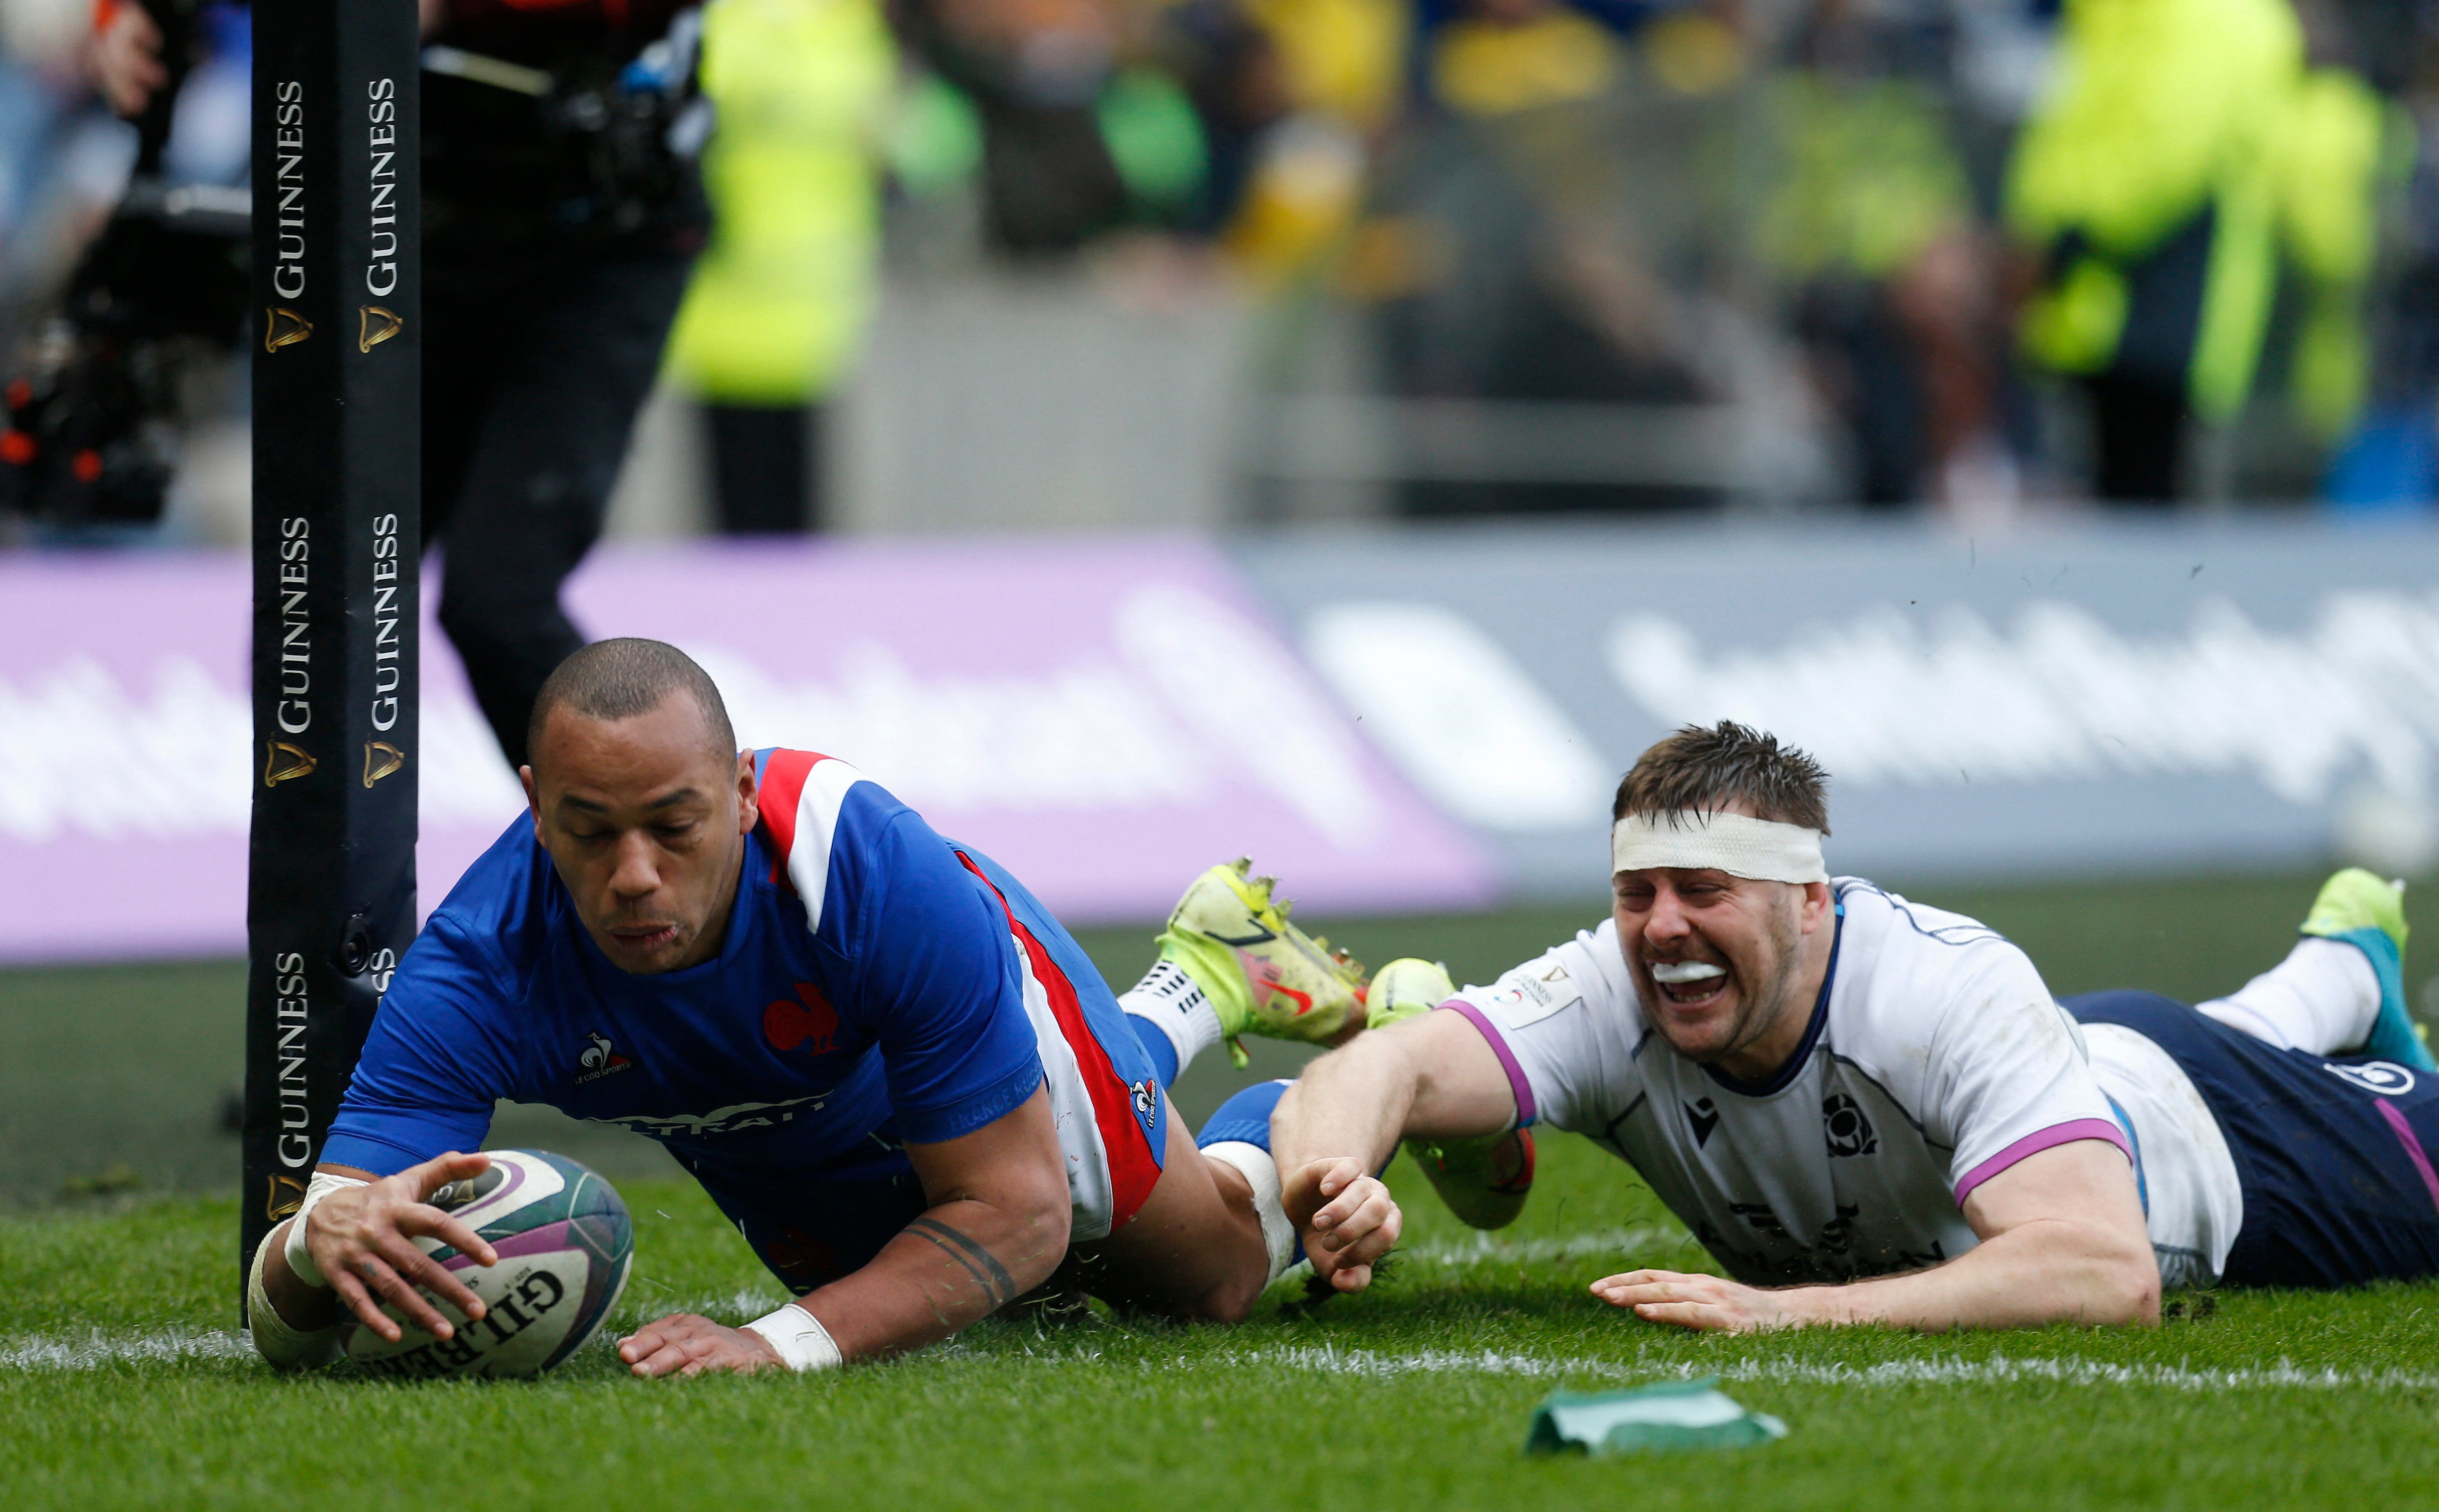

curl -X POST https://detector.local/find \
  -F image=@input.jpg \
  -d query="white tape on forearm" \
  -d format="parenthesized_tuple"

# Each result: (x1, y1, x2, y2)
(741, 1302, 844, 1372)
(246, 1229, 342, 1369)
(1200, 1140, 1297, 1286)
(280, 1172, 368, 1289)
(1611, 810, 1828, 885)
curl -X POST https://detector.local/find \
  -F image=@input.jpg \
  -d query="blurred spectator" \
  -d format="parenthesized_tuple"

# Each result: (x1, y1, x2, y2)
(2316, 0, 2431, 513)
(2004, 0, 2383, 505)
(888, 0, 1213, 258)
(64, 0, 712, 763)
(1191, 0, 1399, 286)
(18, 0, 2437, 539)
(1757, 1, 2011, 509)
(0, 0, 126, 314)
(1, 1, 248, 541)
(664, 0, 896, 534)
(1362, 0, 1745, 515)
(2274, 62, 2388, 452)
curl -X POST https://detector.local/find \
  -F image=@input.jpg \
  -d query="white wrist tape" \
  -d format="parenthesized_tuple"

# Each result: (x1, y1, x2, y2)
(1611, 810, 1828, 885)
(1200, 1140, 1297, 1286)
(281, 1172, 369, 1289)
(741, 1303, 844, 1372)
(247, 1229, 342, 1369)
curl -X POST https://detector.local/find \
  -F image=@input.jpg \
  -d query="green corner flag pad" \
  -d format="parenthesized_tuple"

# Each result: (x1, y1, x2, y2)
(1525, 1379, 1789, 1456)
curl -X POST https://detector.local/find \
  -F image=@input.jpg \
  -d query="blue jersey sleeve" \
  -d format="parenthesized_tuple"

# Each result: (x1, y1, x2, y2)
(319, 916, 509, 1175)
(835, 805, 1044, 1145)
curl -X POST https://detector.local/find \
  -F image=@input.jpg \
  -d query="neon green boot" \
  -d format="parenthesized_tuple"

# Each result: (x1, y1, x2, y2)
(1369, 958, 1535, 1230)
(1155, 859, 1364, 1069)
(2301, 869, 2429, 1070)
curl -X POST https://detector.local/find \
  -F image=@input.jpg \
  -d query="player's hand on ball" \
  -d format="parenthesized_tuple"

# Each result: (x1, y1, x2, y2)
(307, 1150, 500, 1344)
(1591, 1269, 1799, 1333)
(1284, 1157, 1402, 1293)
(618, 1313, 788, 1377)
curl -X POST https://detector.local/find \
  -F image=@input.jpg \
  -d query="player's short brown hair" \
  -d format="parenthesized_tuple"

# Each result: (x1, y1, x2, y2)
(528, 638, 736, 769)
(1611, 721, 1830, 833)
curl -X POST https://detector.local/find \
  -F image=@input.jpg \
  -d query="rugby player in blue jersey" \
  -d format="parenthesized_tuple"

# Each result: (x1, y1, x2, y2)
(245, 639, 1378, 1375)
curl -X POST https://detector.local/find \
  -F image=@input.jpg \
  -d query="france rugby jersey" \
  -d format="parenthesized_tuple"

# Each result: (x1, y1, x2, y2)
(319, 750, 1131, 1200)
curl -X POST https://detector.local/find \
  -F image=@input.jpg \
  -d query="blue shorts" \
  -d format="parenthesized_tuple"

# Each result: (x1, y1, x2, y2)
(2065, 990, 2439, 1288)
(688, 1143, 932, 1293)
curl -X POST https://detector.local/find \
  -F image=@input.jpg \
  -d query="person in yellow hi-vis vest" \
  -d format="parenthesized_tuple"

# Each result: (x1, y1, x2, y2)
(2271, 65, 2395, 451)
(665, 0, 896, 533)
(2006, 0, 2303, 503)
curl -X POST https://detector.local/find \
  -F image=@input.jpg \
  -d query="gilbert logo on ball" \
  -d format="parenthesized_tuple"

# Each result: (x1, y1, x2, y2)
(344, 1149, 633, 1380)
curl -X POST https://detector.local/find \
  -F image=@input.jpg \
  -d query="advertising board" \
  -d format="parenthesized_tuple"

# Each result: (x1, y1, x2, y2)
(1238, 520, 2439, 896)
(0, 537, 1493, 962)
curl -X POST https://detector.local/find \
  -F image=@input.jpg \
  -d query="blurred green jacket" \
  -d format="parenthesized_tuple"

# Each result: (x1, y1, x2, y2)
(2008, 0, 2401, 435)
(665, 0, 897, 406)
(2273, 68, 2397, 441)
(1760, 73, 1969, 283)
(2006, 0, 2291, 420)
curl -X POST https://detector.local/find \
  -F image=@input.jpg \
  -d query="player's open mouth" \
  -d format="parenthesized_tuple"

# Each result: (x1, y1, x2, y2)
(1648, 959, 1729, 1006)
(609, 924, 681, 950)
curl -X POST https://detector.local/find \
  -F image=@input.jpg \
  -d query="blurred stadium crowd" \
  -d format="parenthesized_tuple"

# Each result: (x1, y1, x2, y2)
(3, 0, 2439, 536)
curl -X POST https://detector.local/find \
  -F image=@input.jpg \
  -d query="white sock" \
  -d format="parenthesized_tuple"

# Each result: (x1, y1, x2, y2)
(2197, 937, 2380, 1056)
(1199, 1139, 1296, 1286)
(1120, 959, 1224, 1078)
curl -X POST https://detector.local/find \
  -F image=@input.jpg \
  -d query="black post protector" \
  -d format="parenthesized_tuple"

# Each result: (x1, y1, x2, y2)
(241, 0, 420, 1311)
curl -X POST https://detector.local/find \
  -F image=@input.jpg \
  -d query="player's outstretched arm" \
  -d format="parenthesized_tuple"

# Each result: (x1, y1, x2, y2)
(1272, 1009, 1519, 1293)
(618, 1083, 1072, 1378)
(1591, 1139, 2160, 1333)
(251, 1151, 504, 1363)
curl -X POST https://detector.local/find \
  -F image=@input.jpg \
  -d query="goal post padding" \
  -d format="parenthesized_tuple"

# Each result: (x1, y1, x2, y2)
(241, 0, 421, 1313)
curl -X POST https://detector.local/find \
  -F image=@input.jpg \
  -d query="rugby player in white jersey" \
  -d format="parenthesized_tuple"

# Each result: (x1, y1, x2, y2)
(1272, 722, 2439, 1329)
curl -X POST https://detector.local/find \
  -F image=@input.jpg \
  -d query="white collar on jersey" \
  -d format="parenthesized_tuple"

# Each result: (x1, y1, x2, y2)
(1610, 810, 1829, 884)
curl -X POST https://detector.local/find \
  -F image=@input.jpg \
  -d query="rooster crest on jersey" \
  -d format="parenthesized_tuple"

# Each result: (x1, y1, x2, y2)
(764, 983, 841, 1055)
(574, 1031, 634, 1085)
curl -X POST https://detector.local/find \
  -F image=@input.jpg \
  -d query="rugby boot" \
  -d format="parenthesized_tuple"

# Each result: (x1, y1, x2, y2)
(2301, 868, 2432, 1071)
(1155, 859, 1365, 1069)
(1368, 958, 1535, 1230)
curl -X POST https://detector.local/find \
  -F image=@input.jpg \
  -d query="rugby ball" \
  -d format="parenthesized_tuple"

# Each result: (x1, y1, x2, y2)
(344, 1148, 633, 1380)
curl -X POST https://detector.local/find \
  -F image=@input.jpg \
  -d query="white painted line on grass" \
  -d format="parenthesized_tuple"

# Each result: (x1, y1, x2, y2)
(1398, 1227, 1699, 1267)
(1717, 1353, 2439, 1394)
(1142, 1345, 2439, 1394)
(616, 1285, 786, 1322)
(8, 1329, 2435, 1395)
(0, 1327, 253, 1370)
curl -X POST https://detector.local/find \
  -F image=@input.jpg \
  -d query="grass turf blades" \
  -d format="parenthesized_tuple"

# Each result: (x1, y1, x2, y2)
(9, 875, 2439, 1507)
(7, 1133, 2439, 1511)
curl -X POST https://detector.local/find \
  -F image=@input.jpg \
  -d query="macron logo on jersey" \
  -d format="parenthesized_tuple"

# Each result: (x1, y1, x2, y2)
(1685, 1097, 1721, 1147)
(756, 750, 869, 932)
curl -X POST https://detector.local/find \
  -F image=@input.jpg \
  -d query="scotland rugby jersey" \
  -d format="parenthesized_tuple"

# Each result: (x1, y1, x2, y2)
(1444, 881, 2150, 1285)
(319, 751, 1098, 1199)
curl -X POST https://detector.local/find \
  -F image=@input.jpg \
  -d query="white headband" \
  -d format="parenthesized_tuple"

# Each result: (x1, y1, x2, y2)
(1611, 810, 1828, 885)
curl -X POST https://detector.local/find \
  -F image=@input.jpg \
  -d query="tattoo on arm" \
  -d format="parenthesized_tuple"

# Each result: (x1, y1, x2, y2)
(905, 1217, 1020, 1310)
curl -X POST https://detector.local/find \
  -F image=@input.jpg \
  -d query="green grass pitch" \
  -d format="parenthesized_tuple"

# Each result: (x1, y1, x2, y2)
(5, 874, 2439, 1508)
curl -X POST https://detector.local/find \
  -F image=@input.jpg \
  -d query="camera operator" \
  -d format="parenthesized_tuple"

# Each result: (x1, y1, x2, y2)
(89, 0, 708, 766)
